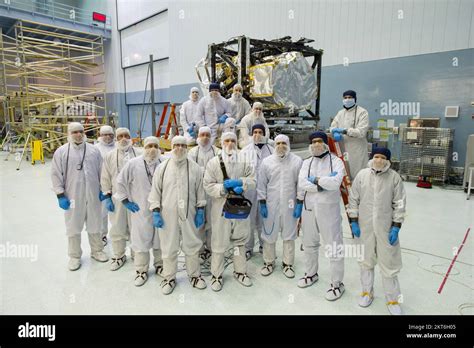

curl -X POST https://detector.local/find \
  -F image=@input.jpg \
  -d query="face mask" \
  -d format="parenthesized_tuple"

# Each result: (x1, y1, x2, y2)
(69, 133, 85, 145)
(191, 93, 199, 102)
(223, 142, 236, 155)
(253, 133, 264, 144)
(343, 98, 355, 108)
(254, 109, 262, 117)
(309, 142, 328, 157)
(117, 138, 132, 150)
(210, 91, 219, 99)
(233, 91, 242, 100)
(372, 158, 387, 171)
(171, 146, 187, 161)
(100, 135, 114, 145)
(144, 147, 159, 163)
(275, 144, 289, 157)
(197, 135, 210, 147)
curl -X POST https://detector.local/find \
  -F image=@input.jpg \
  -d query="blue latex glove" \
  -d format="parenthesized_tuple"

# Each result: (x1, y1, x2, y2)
(153, 211, 164, 228)
(233, 186, 243, 194)
(351, 222, 361, 238)
(123, 200, 140, 213)
(58, 196, 70, 210)
(194, 208, 205, 228)
(189, 130, 196, 138)
(329, 171, 338, 177)
(332, 127, 345, 134)
(307, 176, 317, 184)
(105, 197, 115, 213)
(99, 191, 107, 202)
(389, 226, 400, 245)
(293, 202, 303, 219)
(333, 132, 343, 142)
(259, 202, 268, 218)
(187, 124, 194, 133)
(224, 179, 243, 190)
(218, 114, 228, 124)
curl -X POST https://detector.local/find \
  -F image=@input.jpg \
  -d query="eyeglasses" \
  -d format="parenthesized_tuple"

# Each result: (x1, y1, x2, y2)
(145, 144, 159, 149)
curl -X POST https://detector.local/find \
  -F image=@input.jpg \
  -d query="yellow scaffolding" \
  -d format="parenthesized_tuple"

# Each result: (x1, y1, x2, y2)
(0, 19, 108, 168)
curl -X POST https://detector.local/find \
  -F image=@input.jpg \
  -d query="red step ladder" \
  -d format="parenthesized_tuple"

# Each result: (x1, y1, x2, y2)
(327, 134, 353, 237)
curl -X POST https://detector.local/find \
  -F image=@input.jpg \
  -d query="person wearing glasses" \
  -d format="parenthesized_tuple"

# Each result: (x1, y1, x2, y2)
(51, 122, 109, 271)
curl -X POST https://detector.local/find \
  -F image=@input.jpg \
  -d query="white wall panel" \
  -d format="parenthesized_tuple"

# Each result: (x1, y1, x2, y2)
(431, 0, 448, 53)
(457, 0, 473, 49)
(397, 0, 414, 57)
(117, 0, 168, 29)
(388, 0, 403, 58)
(124, 59, 170, 95)
(444, 0, 461, 51)
(121, 12, 169, 67)
(420, 0, 435, 54)
(161, 0, 473, 86)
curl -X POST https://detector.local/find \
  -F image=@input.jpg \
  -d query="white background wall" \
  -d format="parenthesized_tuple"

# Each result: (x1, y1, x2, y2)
(124, 60, 170, 94)
(167, 0, 473, 86)
(121, 11, 169, 68)
(110, 0, 474, 93)
(116, 0, 168, 29)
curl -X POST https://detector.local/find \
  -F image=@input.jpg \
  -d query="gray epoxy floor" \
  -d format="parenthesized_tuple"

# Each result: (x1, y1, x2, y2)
(0, 150, 472, 315)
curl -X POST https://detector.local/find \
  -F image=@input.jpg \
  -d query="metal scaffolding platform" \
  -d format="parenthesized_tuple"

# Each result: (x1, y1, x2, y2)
(0, 19, 107, 167)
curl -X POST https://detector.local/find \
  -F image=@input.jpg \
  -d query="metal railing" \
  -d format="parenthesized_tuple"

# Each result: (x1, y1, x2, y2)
(0, 0, 111, 30)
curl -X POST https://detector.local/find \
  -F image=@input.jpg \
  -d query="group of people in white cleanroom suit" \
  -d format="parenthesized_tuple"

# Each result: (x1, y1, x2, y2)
(51, 88, 406, 315)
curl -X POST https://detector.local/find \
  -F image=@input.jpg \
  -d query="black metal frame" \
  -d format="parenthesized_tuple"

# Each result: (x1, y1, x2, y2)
(207, 36, 323, 120)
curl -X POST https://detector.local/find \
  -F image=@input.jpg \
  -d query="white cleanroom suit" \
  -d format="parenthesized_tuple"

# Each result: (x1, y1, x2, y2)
(148, 136, 207, 294)
(330, 105, 369, 180)
(101, 132, 139, 269)
(298, 147, 346, 297)
(237, 102, 270, 149)
(348, 159, 406, 311)
(240, 140, 273, 256)
(257, 135, 303, 273)
(203, 132, 256, 290)
(180, 87, 200, 145)
(196, 94, 233, 144)
(115, 137, 163, 285)
(227, 86, 251, 124)
(188, 126, 220, 259)
(51, 122, 108, 271)
(95, 125, 116, 240)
